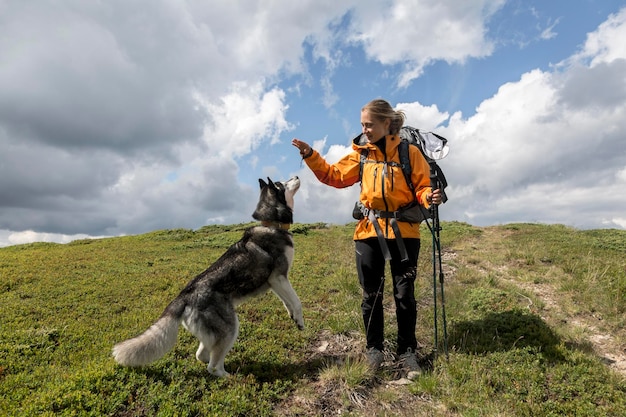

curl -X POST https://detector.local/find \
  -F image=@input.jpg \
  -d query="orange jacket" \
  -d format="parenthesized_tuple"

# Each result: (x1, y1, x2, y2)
(304, 134, 433, 240)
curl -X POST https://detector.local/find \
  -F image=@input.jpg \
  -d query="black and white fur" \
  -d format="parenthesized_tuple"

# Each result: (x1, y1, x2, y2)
(112, 177, 303, 377)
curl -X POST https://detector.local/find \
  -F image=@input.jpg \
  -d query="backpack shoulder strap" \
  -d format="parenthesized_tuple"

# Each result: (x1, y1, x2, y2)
(358, 149, 369, 182)
(398, 140, 415, 197)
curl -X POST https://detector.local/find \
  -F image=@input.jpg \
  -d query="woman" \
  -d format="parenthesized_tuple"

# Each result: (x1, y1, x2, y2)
(292, 99, 442, 376)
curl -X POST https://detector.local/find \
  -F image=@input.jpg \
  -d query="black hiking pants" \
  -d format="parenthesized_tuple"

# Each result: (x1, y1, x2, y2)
(355, 237, 420, 355)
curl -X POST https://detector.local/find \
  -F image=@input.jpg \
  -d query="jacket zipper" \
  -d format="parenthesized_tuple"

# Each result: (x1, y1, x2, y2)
(382, 153, 390, 235)
(373, 167, 378, 193)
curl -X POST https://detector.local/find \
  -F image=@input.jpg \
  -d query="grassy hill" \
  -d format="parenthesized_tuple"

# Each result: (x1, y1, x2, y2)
(1, 222, 626, 416)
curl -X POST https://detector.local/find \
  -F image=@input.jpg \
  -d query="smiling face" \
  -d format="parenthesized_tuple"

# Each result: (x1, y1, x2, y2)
(360, 110, 391, 144)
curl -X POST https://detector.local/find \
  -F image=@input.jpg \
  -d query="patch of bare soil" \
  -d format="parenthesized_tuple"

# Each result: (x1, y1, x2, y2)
(274, 330, 447, 417)
(515, 280, 626, 375)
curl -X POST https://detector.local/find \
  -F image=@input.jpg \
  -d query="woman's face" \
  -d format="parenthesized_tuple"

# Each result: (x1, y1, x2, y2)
(361, 110, 390, 143)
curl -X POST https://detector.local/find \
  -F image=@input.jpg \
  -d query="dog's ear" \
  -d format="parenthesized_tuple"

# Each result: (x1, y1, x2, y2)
(267, 177, 276, 189)
(258, 178, 267, 189)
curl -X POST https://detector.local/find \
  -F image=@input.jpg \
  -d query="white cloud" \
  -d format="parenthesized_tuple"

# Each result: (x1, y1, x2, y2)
(202, 83, 294, 158)
(4, 230, 107, 247)
(0, 0, 316, 244)
(539, 17, 560, 40)
(398, 102, 451, 130)
(611, 218, 626, 229)
(571, 7, 626, 67)
(349, 0, 505, 87)
(429, 9, 626, 227)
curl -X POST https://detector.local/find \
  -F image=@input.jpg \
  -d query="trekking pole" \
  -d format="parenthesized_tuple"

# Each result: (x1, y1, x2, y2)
(430, 162, 449, 360)
(412, 128, 450, 361)
(430, 215, 439, 359)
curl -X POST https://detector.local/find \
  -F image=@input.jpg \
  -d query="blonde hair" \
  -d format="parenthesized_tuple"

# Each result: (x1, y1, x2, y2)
(362, 99, 405, 135)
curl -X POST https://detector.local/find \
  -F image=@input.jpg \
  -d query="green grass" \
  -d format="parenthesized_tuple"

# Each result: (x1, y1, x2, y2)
(1, 222, 626, 416)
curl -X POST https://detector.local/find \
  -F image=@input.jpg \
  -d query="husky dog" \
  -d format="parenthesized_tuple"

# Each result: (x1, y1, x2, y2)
(112, 177, 304, 377)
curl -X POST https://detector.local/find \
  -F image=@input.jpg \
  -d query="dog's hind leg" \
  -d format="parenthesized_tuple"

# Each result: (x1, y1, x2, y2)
(268, 273, 304, 330)
(205, 314, 239, 377)
(184, 304, 239, 377)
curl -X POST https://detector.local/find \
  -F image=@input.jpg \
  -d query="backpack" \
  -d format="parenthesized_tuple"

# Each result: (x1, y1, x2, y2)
(356, 126, 449, 213)
(396, 126, 448, 204)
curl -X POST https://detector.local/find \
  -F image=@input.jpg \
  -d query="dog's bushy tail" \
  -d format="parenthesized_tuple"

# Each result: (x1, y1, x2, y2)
(112, 307, 182, 367)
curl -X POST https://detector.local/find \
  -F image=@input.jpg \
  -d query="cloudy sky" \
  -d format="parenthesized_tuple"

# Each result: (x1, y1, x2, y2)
(1, 0, 625, 247)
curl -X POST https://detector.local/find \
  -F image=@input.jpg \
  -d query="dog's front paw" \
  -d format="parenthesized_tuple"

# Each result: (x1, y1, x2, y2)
(292, 315, 305, 330)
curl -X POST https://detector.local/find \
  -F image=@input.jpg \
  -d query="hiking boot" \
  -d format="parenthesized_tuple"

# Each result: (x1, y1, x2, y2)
(366, 347, 384, 371)
(399, 347, 421, 379)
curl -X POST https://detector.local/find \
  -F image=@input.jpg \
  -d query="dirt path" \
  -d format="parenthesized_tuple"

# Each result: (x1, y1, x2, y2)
(461, 227, 626, 377)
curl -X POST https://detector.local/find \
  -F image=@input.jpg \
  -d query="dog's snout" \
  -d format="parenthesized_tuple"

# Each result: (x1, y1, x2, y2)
(289, 176, 300, 188)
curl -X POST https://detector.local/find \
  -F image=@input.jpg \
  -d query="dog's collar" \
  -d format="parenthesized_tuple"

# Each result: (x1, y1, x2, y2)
(261, 220, 291, 231)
